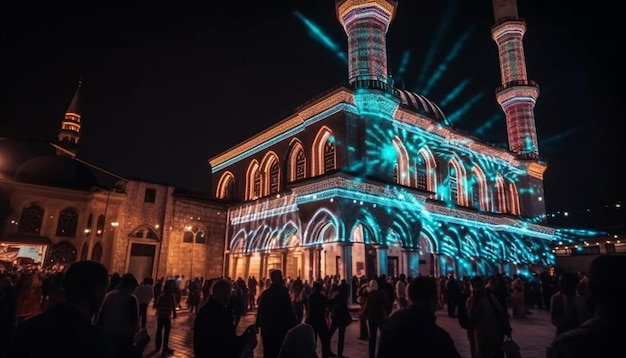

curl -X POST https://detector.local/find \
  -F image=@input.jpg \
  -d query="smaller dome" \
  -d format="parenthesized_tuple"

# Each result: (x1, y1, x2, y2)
(395, 89, 450, 126)
(15, 155, 98, 190)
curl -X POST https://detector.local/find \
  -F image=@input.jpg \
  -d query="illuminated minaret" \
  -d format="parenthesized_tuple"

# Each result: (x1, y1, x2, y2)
(57, 80, 82, 157)
(491, 0, 540, 159)
(336, 0, 397, 89)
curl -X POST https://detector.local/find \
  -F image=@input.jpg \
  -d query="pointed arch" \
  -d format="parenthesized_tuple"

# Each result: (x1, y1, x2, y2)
(509, 182, 521, 215)
(279, 221, 301, 248)
(416, 146, 438, 194)
(447, 155, 468, 206)
(494, 174, 508, 213)
(287, 140, 307, 182)
(312, 126, 335, 176)
(216, 171, 235, 199)
(460, 232, 480, 259)
(91, 242, 103, 263)
(350, 221, 379, 245)
(17, 202, 44, 234)
(48, 241, 77, 265)
(260, 151, 280, 196)
(392, 136, 410, 186)
(245, 160, 260, 200)
(471, 165, 489, 211)
(254, 226, 274, 252)
(304, 208, 340, 245)
(56, 207, 79, 237)
(230, 229, 248, 253)
(128, 225, 160, 241)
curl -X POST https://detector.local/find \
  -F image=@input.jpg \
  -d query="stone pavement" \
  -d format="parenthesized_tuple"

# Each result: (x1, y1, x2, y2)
(143, 305, 555, 358)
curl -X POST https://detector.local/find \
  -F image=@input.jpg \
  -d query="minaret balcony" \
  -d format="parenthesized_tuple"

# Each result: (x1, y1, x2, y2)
(352, 79, 397, 95)
(496, 79, 539, 95)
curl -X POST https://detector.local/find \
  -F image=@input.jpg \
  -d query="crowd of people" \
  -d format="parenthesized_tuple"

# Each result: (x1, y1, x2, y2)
(0, 255, 625, 357)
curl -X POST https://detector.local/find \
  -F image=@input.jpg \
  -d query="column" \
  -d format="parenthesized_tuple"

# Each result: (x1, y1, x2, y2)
(244, 254, 251, 279)
(404, 249, 420, 278)
(307, 247, 315, 282)
(340, 243, 353, 283)
(377, 246, 388, 276)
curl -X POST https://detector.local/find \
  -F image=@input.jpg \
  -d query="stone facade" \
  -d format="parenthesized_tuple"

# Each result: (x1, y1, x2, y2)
(109, 179, 227, 281)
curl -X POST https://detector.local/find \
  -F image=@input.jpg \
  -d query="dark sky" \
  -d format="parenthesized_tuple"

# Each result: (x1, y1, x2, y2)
(0, 1, 621, 215)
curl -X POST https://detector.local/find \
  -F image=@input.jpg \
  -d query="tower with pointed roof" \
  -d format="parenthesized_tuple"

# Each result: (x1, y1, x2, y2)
(491, 0, 540, 159)
(57, 80, 82, 157)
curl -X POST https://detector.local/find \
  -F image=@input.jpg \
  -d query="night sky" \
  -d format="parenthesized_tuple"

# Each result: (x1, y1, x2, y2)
(0, 1, 621, 217)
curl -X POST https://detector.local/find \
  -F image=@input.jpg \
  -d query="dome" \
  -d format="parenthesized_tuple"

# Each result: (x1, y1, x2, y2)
(15, 154, 98, 190)
(0, 138, 52, 177)
(395, 89, 450, 126)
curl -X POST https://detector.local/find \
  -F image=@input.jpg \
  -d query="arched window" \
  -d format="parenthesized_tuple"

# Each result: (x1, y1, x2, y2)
(448, 157, 467, 206)
(91, 242, 103, 263)
(509, 182, 521, 215)
(415, 155, 427, 191)
(245, 161, 260, 200)
(494, 175, 508, 213)
(471, 166, 489, 211)
(312, 127, 335, 176)
(288, 142, 306, 182)
(128, 226, 160, 241)
(18, 203, 44, 234)
(183, 232, 194, 243)
(216, 172, 235, 200)
(448, 164, 458, 204)
(195, 231, 207, 244)
(48, 241, 77, 266)
(260, 152, 280, 197)
(96, 215, 105, 237)
(270, 162, 279, 194)
(80, 242, 89, 261)
(85, 213, 93, 236)
(392, 137, 410, 186)
(295, 150, 306, 180)
(416, 147, 437, 195)
(56, 208, 79, 237)
(323, 138, 336, 173)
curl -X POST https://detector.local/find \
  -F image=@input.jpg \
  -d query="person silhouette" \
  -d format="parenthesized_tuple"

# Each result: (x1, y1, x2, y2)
(549, 255, 626, 357)
(8, 261, 113, 357)
(256, 270, 298, 358)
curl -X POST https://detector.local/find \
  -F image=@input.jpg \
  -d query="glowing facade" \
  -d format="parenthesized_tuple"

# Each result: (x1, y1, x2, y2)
(492, 0, 540, 159)
(210, 0, 557, 281)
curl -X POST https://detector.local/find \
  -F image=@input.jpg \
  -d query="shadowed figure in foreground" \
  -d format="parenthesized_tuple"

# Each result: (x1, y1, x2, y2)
(8, 261, 114, 358)
(549, 255, 626, 358)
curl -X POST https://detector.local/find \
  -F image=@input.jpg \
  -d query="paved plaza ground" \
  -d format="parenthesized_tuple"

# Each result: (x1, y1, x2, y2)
(143, 305, 555, 357)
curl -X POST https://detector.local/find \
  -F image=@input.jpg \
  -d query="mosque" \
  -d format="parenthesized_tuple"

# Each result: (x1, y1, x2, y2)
(209, 0, 558, 281)
(1, 0, 562, 283)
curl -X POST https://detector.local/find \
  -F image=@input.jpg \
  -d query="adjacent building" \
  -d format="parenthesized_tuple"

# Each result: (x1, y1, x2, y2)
(0, 83, 227, 281)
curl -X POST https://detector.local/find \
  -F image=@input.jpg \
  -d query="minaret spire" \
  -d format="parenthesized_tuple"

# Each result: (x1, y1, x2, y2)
(491, 0, 540, 159)
(336, 0, 397, 91)
(57, 79, 82, 157)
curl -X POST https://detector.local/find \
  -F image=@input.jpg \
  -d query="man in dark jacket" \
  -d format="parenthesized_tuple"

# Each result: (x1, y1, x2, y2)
(8, 261, 114, 358)
(193, 279, 257, 358)
(377, 276, 461, 358)
(256, 270, 297, 358)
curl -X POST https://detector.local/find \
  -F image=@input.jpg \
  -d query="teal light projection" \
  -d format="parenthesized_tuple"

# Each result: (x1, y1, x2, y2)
(420, 27, 474, 96)
(415, 0, 459, 91)
(293, 11, 347, 64)
(396, 50, 411, 79)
